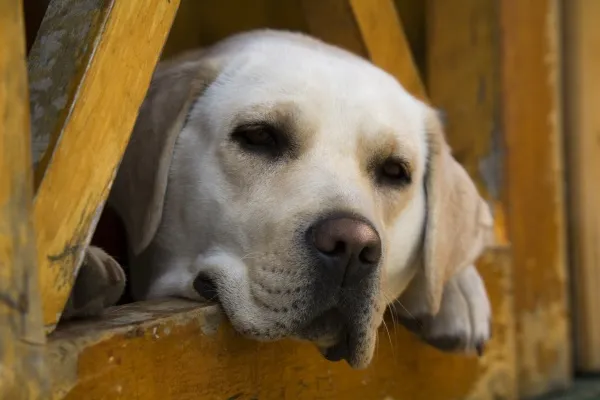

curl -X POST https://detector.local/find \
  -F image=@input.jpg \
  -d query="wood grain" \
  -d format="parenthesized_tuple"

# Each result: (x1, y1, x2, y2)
(501, 0, 571, 396)
(349, 0, 426, 100)
(563, 0, 600, 373)
(0, 1, 48, 398)
(48, 251, 515, 400)
(28, 0, 181, 329)
(427, 0, 508, 247)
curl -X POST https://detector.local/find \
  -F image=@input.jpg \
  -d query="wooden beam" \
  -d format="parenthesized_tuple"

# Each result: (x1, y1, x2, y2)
(28, 0, 180, 329)
(426, 1, 518, 398)
(427, 0, 508, 247)
(301, 0, 426, 100)
(563, 0, 600, 373)
(0, 1, 48, 397)
(500, 0, 571, 396)
(49, 251, 516, 399)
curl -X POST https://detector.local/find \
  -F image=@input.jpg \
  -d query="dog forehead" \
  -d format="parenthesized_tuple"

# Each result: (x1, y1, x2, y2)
(203, 35, 427, 153)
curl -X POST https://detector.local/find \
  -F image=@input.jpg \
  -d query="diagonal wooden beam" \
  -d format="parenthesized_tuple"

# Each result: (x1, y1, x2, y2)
(0, 1, 48, 397)
(28, 0, 180, 330)
(301, 0, 427, 101)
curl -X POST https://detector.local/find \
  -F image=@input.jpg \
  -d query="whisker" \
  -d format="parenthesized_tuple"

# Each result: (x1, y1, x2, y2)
(381, 318, 396, 360)
(392, 298, 424, 331)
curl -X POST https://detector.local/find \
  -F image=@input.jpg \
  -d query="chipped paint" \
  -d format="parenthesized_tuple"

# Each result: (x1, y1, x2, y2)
(28, 0, 109, 167)
(518, 303, 570, 397)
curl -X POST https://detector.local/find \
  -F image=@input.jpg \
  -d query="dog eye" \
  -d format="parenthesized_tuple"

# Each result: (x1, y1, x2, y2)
(377, 158, 412, 187)
(231, 123, 283, 157)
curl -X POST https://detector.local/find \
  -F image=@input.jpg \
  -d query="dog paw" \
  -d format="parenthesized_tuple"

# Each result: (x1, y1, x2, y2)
(61, 246, 126, 320)
(395, 265, 491, 355)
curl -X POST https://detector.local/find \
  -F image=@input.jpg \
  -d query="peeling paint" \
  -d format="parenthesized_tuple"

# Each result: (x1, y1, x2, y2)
(27, 0, 109, 166)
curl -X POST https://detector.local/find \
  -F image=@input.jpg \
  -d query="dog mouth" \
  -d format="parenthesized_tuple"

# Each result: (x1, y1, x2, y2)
(298, 308, 370, 369)
(193, 274, 219, 303)
(193, 274, 373, 368)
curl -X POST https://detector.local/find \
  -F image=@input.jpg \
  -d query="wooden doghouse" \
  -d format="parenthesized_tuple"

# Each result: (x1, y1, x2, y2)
(5, 0, 598, 398)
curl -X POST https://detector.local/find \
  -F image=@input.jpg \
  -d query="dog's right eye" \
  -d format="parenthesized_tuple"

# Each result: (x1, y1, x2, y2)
(231, 123, 285, 157)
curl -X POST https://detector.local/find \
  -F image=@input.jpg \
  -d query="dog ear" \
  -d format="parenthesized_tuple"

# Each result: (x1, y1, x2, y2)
(109, 50, 220, 257)
(421, 109, 494, 315)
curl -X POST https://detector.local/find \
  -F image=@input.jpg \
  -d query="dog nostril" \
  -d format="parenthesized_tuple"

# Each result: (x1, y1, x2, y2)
(359, 244, 381, 265)
(193, 274, 218, 302)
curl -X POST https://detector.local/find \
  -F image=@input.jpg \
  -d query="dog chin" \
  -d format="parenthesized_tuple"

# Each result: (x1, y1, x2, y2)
(293, 309, 376, 369)
(201, 289, 375, 368)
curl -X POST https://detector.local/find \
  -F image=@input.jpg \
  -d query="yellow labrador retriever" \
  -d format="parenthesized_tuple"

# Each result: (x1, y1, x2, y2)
(64, 30, 494, 369)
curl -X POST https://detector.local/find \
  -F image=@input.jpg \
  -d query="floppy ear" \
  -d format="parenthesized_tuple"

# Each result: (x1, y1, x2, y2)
(109, 50, 220, 256)
(421, 109, 494, 315)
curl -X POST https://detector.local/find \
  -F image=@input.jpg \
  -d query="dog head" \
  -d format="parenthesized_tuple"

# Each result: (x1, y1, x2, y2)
(110, 30, 493, 368)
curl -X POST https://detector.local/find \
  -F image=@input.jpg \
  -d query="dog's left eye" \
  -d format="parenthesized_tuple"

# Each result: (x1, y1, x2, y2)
(231, 123, 284, 157)
(377, 158, 412, 187)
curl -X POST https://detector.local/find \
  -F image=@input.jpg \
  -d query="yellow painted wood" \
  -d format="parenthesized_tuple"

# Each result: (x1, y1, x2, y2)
(28, 0, 180, 329)
(500, 0, 570, 396)
(349, 0, 426, 100)
(48, 251, 515, 400)
(427, 0, 508, 247)
(0, 1, 48, 397)
(563, 0, 600, 373)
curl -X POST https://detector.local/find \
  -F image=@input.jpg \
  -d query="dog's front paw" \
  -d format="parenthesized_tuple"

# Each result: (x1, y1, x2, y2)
(395, 265, 491, 355)
(61, 246, 126, 321)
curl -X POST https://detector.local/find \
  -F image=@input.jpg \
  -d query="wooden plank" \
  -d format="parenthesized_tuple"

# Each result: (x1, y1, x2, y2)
(427, 0, 508, 247)
(48, 250, 515, 400)
(426, 2, 517, 398)
(500, 0, 571, 396)
(0, 1, 48, 398)
(28, 0, 181, 329)
(563, 0, 600, 372)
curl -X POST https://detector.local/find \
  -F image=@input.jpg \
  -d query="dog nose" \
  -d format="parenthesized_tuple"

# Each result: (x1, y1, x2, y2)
(308, 216, 381, 286)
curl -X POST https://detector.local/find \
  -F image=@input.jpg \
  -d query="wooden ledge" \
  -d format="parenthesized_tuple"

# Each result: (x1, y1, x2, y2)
(50, 299, 223, 343)
(47, 249, 516, 400)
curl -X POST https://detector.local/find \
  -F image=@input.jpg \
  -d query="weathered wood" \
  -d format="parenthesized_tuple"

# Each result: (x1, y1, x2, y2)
(23, 0, 51, 54)
(427, 0, 508, 247)
(28, 0, 181, 329)
(48, 250, 515, 400)
(426, 2, 517, 398)
(501, 0, 571, 396)
(0, 1, 48, 398)
(563, 0, 600, 373)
